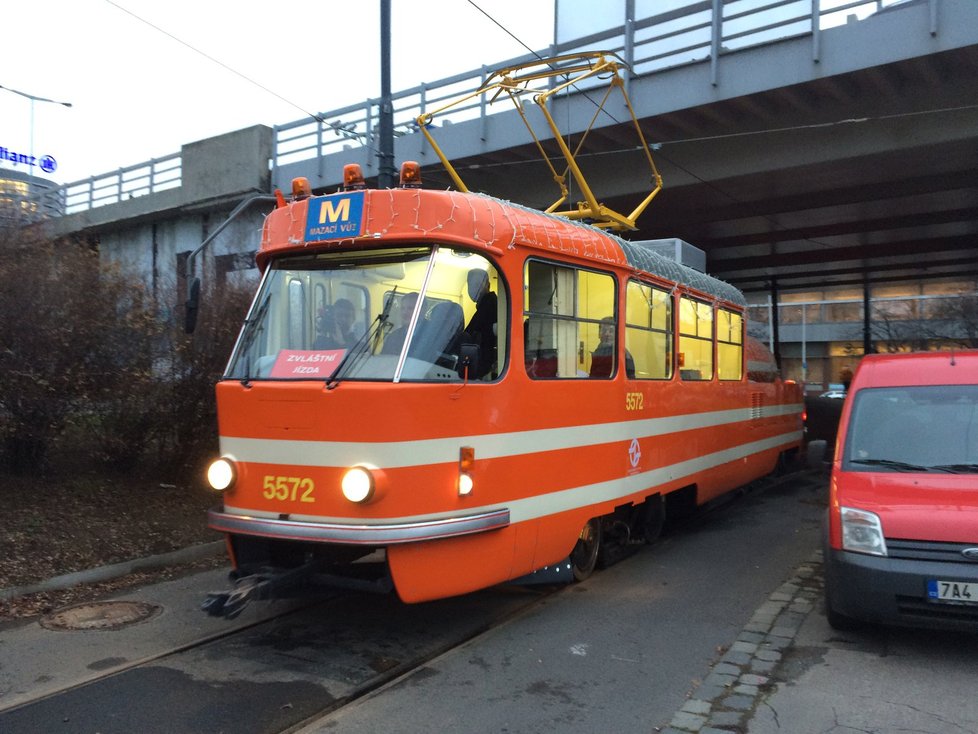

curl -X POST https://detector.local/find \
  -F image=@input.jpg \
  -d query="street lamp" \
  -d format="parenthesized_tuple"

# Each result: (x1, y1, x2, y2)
(0, 84, 72, 175)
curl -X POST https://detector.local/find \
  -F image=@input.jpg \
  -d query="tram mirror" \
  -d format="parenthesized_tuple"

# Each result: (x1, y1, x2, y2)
(184, 277, 201, 334)
(458, 343, 480, 380)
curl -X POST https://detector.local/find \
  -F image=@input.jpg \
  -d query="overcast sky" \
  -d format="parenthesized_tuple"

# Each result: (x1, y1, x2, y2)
(1, 0, 555, 185)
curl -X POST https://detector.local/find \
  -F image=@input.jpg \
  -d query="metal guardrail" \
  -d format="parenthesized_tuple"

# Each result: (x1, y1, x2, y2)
(61, 154, 180, 215)
(53, 0, 913, 215)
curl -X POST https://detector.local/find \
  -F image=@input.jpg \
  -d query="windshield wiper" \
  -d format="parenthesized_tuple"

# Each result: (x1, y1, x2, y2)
(850, 458, 932, 472)
(326, 288, 397, 389)
(928, 463, 978, 474)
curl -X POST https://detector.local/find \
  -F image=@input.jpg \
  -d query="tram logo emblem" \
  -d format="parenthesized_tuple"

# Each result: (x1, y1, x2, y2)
(305, 191, 365, 241)
(628, 438, 642, 468)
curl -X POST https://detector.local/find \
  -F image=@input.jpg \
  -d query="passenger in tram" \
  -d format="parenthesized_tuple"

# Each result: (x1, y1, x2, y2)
(462, 268, 497, 377)
(331, 297, 360, 346)
(313, 305, 341, 350)
(381, 292, 421, 355)
(590, 316, 635, 378)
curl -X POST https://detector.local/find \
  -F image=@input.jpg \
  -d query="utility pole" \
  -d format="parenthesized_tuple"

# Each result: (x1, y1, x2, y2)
(377, 0, 396, 188)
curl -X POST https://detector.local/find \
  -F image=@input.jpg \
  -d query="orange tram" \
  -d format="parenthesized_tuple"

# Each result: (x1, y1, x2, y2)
(200, 166, 804, 617)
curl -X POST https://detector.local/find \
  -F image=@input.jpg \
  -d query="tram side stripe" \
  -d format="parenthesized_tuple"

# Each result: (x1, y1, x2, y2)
(219, 403, 803, 469)
(504, 430, 802, 523)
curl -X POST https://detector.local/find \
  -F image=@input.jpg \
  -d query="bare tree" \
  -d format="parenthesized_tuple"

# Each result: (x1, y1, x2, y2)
(0, 227, 158, 473)
(871, 292, 978, 352)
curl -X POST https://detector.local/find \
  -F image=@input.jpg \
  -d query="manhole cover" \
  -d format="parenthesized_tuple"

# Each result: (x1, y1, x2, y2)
(40, 600, 162, 631)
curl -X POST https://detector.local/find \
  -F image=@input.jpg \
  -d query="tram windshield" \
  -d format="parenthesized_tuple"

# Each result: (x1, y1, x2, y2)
(225, 246, 504, 383)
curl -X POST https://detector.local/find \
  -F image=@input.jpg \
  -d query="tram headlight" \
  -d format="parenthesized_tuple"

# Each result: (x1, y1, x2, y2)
(207, 457, 237, 492)
(458, 446, 475, 497)
(342, 466, 376, 503)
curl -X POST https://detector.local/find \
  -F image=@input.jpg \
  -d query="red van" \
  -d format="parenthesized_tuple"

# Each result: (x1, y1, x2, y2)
(823, 351, 978, 630)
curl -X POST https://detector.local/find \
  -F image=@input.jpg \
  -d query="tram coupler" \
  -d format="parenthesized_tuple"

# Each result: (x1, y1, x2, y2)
(201, 562, 317, 619)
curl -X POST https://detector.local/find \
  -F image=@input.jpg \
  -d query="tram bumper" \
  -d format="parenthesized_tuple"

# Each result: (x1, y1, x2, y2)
(207, 506, 517, 606)
(207, 506, 511, 545)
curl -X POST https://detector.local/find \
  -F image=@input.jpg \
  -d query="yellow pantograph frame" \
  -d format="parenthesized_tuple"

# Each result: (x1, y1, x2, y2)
(417, 52, 663, 232)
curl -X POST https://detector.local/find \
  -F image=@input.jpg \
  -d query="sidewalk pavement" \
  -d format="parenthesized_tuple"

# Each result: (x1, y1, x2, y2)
(662, 550, 978, 734)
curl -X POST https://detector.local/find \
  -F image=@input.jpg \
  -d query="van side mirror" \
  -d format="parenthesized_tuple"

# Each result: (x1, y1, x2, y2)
(184, 277, 201, 334)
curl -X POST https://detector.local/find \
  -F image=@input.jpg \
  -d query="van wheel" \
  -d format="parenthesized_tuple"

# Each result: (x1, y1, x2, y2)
(570, 518, 601, 581)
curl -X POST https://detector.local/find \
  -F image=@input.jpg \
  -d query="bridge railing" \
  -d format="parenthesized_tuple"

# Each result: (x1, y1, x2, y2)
(60, 154, 181, 215)
(53, 0, 909, 214)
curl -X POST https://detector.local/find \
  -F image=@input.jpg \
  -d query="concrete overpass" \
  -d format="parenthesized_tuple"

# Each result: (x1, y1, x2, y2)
(49, 0, 978, 302)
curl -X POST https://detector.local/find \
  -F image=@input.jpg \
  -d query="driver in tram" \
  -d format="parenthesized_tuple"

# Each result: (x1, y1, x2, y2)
(462, 268, 497, 378)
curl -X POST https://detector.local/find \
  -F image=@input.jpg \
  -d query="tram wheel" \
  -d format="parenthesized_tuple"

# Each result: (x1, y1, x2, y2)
(570, 518, 602, 581)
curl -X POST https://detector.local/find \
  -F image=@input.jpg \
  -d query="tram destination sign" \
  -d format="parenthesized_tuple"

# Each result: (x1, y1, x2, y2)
(305, 191, 365, 241)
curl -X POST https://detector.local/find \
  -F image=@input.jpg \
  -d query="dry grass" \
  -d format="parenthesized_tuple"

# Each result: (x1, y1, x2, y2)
(0, 473, 222, 620)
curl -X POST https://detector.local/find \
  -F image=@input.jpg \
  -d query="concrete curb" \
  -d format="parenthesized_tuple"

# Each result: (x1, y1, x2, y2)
(661, 550, 824, 734)
(0, 541, 225, 603)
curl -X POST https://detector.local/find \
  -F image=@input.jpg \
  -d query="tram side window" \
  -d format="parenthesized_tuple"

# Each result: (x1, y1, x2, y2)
(524, 260, 615, 379)
(625, 280, 673, 379)
(678, 296, 713, 380)
(717, 308, 744, 380)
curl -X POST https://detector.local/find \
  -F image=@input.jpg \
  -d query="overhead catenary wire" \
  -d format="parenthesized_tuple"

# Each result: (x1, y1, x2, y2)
(104, 0, 561, 159)
(102, 0, 329, 128)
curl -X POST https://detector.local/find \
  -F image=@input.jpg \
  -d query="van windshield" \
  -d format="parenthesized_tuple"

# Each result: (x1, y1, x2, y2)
(843, 385, 978, 473)
(224, 246, 504, 383)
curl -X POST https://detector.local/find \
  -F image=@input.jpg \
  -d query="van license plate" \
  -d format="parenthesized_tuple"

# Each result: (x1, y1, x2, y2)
(927, 580, 977, 603)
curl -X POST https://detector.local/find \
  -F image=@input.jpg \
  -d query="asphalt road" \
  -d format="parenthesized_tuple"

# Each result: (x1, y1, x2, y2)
(299, 474, 828, 733)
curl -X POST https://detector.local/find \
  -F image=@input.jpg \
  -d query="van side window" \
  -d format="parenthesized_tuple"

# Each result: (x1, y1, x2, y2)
(678, 296, 713, 380)
(524, 260, 615, 379)
(625, 280, 673, 379)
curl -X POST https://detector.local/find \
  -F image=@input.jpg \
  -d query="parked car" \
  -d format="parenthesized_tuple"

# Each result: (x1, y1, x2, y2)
(823, 351, 978, 631)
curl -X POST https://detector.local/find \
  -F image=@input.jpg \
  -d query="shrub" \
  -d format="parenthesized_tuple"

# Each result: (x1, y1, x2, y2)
(0, 225, 251, 482)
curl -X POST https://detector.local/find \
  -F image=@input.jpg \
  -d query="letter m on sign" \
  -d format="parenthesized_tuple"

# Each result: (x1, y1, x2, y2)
(319, 198, 350, 224)
(304, 191, 366, 242)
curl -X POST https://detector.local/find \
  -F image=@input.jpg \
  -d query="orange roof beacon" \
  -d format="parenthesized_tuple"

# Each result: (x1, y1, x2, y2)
(200, 54, 804, 617)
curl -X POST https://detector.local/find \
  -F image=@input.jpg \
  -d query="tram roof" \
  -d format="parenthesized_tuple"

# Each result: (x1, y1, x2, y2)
(261, 188, 746, 308)
(495, 195, 747, 308)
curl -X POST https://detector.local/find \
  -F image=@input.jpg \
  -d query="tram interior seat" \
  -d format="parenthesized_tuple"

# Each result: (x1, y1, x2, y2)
(412, 301, 464, 367)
